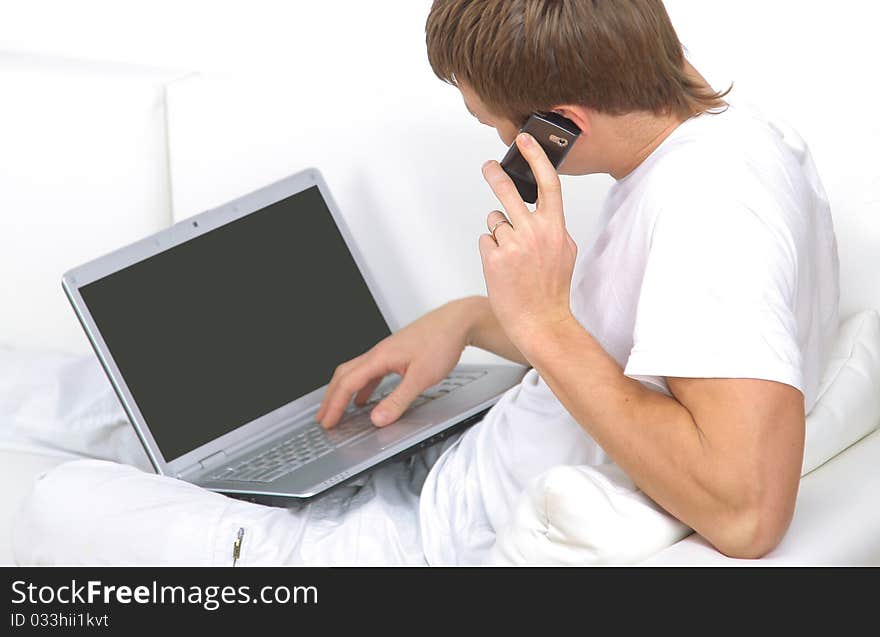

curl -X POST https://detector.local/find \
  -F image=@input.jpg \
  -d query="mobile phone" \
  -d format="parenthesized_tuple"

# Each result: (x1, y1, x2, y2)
(500, 112, 581, 204)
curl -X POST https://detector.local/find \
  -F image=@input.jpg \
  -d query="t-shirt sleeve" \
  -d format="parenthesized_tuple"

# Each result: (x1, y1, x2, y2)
(623, 188, 804, 396)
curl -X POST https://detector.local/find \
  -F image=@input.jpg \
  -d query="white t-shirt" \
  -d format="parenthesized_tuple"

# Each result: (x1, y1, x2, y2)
(419, 102, 840, 565)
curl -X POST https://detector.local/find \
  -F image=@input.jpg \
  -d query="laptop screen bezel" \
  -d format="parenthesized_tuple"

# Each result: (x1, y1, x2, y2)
(61, 167, 399, 477)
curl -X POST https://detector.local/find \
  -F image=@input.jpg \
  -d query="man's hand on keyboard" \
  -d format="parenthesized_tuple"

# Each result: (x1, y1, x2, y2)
(315, 298, 481, 429)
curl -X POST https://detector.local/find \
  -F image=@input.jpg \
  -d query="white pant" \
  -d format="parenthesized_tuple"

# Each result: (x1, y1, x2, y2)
(13, 436, 460, 566)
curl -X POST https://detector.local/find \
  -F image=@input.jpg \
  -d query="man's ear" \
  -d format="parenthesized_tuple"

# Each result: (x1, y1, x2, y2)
(551, 106, 591, 137)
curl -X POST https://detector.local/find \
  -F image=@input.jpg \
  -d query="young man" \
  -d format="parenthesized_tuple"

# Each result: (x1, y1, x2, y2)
(14, 0, 838, 565)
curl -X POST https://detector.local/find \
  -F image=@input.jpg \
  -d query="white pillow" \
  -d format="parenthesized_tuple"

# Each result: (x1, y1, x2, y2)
(0, 347, 152, 472)
(802, 310, 880, 474)
(489, 463, 691, 565)
(490, 309, 880, 565)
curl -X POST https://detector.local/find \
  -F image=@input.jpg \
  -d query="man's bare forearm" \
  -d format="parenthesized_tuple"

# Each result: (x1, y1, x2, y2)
(519, 314, 772, 555)
(459, 295, 530, 367)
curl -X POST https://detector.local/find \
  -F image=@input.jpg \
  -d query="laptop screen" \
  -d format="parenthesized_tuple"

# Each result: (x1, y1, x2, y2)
(79, 185, 392, 462)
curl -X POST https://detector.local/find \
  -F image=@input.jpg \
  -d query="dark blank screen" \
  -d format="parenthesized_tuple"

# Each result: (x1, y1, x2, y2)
(80, 185, 391, 462)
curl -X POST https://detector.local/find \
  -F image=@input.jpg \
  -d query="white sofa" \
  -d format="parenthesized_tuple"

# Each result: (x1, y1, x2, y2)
(1, 41, 878, 565)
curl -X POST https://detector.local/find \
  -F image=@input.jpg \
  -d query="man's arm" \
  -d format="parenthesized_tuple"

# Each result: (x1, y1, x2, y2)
(476, 132, 804, 558)
(522, 316, 805, 558)
(462, 295, 531, 367)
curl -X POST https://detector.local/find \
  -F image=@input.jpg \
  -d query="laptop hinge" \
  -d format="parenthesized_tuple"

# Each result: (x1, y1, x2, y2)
(178, 450, 228, 479)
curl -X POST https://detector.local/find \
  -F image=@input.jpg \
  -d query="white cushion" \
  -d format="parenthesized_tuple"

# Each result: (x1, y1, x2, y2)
(802, 310, 880, 474)
(491, 309, 880, 565)
(0, 450, 70, 565)
(489, 463, 691, 565)
(0, 346, 151, 471)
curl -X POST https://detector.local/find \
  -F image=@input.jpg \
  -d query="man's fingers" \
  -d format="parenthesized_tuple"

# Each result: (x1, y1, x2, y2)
(515, 133, 563, 213)
(371, 371, 427, 427)
(478, 232, 498, 262)
(486, 210, 513, 244)
(354, 377, 382, 406)
(318, 356, 390, 429)
(316, 346, 376, 421)
(481, 160, 530, 227)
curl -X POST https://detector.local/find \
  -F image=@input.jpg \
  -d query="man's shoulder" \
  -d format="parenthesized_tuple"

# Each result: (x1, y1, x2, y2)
(636, 112, 801, 211)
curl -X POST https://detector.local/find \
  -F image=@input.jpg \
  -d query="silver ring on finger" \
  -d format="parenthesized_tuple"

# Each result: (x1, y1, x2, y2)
(490, 218, 512, 243)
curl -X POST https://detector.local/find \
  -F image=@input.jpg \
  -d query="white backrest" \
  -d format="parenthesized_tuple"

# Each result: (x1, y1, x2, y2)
(0, 53, 181, 352)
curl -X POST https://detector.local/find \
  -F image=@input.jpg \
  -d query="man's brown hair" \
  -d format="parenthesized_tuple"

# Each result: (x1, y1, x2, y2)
(425, 0, 731, 124)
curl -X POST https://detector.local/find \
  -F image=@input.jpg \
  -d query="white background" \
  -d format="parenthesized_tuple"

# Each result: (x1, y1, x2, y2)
(1, 1, 878, 357)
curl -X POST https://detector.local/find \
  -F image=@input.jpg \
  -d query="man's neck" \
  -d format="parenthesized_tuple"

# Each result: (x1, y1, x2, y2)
(605, 111, 690, 181)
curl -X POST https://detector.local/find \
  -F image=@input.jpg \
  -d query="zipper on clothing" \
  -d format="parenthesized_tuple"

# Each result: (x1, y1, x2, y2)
(232, 528, 245, 567)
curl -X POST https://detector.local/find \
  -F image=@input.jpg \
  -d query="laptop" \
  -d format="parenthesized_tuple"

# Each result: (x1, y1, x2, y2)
(62, 168, 527, 505)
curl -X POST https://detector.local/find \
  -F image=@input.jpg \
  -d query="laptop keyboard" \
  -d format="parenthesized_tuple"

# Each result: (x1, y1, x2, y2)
(208, 370, 487, 483)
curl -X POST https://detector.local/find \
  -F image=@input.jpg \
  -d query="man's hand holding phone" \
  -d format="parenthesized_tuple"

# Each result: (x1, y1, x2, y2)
(479, 132, 580, 362)
(500, 111, 580, 203)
